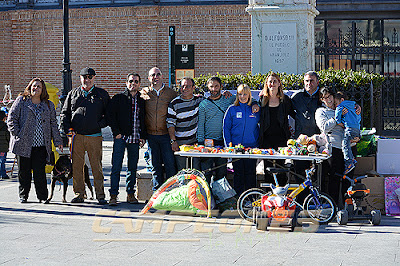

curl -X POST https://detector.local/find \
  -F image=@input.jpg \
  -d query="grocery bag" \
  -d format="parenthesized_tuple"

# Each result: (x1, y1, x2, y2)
(211, 177, 236, 204)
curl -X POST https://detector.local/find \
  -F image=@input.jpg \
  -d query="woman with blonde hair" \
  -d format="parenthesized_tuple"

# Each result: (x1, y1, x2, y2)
(7, 78, 63, 203)
(259, 73, 295, 184)
(223, 84, 259, 195)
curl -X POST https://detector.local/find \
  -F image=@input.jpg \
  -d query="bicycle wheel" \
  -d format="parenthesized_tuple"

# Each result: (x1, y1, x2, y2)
(237, 188, 266, 223)
(303, 192, 337, 224)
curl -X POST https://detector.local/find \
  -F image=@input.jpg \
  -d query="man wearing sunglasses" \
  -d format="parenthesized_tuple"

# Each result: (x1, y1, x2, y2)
(141, 67, 177, 191)
(60, 67, 110, 205)
(106, 73, 146, 205)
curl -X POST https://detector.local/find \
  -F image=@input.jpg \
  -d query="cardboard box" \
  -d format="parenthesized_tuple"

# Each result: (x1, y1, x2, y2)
(354, 156, 376, 175)
(377, 139, 400, 175)
(361, 176, 385, 214)
(136, 169, 154, 202)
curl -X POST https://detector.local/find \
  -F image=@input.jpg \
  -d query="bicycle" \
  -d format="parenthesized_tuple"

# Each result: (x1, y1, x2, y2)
(237, 164, 337, 226)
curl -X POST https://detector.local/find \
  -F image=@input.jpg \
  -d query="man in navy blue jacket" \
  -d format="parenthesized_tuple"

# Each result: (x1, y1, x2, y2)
(291, 71, 321, 138)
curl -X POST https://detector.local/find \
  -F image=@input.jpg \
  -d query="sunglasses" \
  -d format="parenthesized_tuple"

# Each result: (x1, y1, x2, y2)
(128, 79, 140, 84)
(150, 73, 161, 77)
(82, 75, 94, 80)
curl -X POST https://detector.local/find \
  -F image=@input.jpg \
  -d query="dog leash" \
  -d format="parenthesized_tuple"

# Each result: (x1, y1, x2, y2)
(69, 133, 84, 160)
(68, 133, 75, 154)
(53, 165, 68, 179)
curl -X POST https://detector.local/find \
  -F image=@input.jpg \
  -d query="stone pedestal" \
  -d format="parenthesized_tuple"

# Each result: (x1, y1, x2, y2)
(246, 0, 319, 74)
(136, 169, 154, 202)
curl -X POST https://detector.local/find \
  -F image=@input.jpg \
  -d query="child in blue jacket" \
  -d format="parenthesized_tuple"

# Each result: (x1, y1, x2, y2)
(223, 84, 260, 195)
(334, 91, 361, 174)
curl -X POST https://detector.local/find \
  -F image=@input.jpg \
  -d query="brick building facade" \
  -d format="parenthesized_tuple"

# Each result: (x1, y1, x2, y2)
(0, 5, 251, 97)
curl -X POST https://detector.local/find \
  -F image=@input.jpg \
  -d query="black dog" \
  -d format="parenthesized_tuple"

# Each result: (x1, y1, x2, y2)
(46, 155, 94, 203)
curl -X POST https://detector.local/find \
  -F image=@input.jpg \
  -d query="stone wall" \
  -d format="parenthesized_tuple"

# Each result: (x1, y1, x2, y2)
(0, 5, 251, 97)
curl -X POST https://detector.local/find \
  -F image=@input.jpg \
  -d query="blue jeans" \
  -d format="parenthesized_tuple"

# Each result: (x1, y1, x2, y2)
(0, 152, 7, 177)
(343, 127, 360, 165)
(147, 134, 176, 191)
(144, 141, 153, 171)
(109, 138, 139, 196)
(200, 157, 227, 184)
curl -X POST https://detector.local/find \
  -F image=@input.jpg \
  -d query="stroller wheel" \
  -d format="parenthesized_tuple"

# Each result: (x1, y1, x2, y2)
(337, 210, 348, 225)
(370, 210, 381, 226)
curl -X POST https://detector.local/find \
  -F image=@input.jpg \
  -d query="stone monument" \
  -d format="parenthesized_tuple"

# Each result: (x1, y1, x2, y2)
(246, 0, 319, 74)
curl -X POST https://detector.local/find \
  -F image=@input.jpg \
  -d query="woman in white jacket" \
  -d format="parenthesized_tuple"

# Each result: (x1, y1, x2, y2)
(315, 87, 357, 208)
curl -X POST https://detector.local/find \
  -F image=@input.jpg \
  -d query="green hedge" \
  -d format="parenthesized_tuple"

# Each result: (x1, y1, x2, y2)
(194, 68, 384, 93)
(194, 68, 385, 129)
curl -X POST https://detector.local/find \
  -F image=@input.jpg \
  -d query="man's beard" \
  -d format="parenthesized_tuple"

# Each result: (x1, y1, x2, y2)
(210, 91, 220, 98)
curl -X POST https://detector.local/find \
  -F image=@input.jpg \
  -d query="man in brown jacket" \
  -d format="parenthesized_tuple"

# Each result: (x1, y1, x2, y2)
(141, 67, 177, 190)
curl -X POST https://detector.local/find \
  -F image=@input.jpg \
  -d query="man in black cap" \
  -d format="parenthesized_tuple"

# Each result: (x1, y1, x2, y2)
(60, 67, 110, 204)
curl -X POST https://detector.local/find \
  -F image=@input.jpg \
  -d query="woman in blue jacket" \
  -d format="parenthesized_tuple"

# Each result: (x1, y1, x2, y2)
(223, 84, 260, 195)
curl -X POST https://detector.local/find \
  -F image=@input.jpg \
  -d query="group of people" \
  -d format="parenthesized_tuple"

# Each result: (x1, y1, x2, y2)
(6, 66, 361, 208)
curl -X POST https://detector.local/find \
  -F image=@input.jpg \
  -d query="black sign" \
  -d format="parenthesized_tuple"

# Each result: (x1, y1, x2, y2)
(175, 44, 195, 69)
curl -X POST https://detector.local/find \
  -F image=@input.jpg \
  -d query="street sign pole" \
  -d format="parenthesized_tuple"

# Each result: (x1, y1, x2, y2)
(168, 26, 176, 88)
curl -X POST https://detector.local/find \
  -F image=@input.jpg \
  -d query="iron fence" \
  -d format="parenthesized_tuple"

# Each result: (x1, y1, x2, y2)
(316, 19, 400, 136)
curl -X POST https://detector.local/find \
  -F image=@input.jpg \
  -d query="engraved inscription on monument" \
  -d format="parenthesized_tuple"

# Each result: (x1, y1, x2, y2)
(262, 23, 297, 73)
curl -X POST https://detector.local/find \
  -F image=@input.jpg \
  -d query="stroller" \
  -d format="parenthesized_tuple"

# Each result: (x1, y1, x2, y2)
(337, 175, 381, 225)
